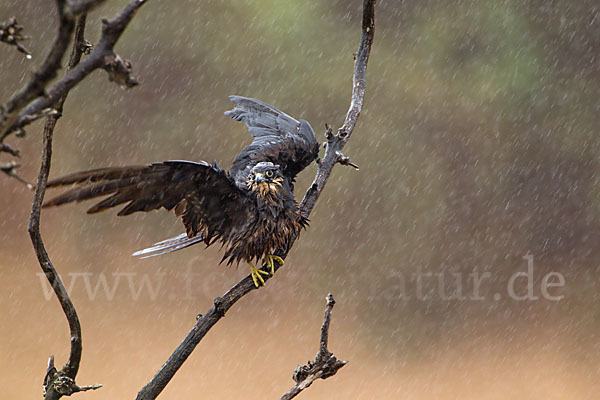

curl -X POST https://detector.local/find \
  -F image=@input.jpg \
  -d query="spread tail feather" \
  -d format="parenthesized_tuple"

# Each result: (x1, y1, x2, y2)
(133, 233, 204, 258)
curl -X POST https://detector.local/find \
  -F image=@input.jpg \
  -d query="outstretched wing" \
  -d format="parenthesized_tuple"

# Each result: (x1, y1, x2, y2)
(225, 96, 319, 186)
(43, 160, 257, 247)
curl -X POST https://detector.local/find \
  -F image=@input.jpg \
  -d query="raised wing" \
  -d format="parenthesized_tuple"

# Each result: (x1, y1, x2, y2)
(43, 160, 257, 248)
(225, 96, 319, 186)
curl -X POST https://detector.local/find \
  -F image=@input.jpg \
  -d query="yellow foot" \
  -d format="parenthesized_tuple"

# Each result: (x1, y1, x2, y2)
(249, 262, 269, 287)
(264, 254, 284, 275)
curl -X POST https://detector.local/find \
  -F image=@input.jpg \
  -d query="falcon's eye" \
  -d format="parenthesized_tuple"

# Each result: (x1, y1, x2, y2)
(265, 170, 274, 178)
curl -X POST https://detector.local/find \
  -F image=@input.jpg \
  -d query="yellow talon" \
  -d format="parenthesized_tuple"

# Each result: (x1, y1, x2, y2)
(249, 262, 269, 287)
(265, 254, 284, 275)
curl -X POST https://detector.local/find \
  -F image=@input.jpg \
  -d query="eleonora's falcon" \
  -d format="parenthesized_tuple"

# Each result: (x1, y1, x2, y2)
(43, 96, 319, 287)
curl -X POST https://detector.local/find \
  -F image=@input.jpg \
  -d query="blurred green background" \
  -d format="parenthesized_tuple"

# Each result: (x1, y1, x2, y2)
(1, 0, 599, 398)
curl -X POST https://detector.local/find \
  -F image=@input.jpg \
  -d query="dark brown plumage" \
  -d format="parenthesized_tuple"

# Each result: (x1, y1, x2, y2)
(43, 96, 319, 285)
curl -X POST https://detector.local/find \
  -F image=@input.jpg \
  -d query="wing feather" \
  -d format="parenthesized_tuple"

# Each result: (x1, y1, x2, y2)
(44, 161, 257, 251)
(225, 96, 319, 186)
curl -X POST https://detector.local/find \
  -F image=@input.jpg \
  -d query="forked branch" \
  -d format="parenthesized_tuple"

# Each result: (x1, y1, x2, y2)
(0, 17, 32, 57)
(24, 2, 148, 399)
(280, 294, 347, 400)
(0, 0, 146, 149)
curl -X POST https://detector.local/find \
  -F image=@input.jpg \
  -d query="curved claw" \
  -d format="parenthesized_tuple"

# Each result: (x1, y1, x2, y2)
(249, 262, 269, 287)
(265, 254, 284, 275)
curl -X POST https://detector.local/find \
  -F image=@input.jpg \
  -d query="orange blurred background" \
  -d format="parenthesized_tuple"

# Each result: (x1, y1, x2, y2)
(1, 0, 599, 398)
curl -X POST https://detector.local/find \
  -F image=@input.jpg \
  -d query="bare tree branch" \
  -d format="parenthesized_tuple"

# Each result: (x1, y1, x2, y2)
(0, 0, 146, 148)
(0, 160, 33, 188)
(299, 0, 375, 216)
(43, 356, 102, 397)
(29, 14, 101, 400)
(135, 1, 376, 399)
(0, 17, 32, 57)
(0, 142, 20, 157)
(319, 294, 335, 354)
(31, 99, 81, 400)
(65, 0, 109, 16)
(280, 294, 346, 400)
(0, 0, 75, 138)
(31, 14, 87, 400)
(1, 0, 145, 395)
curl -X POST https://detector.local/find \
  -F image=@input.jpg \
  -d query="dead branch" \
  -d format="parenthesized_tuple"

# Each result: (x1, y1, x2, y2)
(0, 160, 33, 188)
(299, 0, 375, 216)
(25, 1, 147, 398)
(0, 17, 32, 57)
(0, 143, 20, 157)
(43, 356, 102, 397)
(65, 0, 110, 16)
(0, 0, 77, 139)
(135, 1, 376, 399)
(280, 294, 347, 400)
(0, 0, 145, 150)
(29, 14, 98, 400)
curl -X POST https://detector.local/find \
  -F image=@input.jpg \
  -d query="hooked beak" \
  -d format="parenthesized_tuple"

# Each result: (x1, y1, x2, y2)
(254, 172, 266, 183)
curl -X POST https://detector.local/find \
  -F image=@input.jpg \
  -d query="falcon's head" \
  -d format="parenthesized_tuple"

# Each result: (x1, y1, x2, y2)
(247, 162, 284, 199)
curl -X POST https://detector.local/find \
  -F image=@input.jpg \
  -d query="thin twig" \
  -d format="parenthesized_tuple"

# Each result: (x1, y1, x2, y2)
(0, 1, 106, 130)
(0, 161, 33, 188)
(0, 0, 75, 137)
(280, 294, 346, 400)
(0, 142, 20, 157)
(319, 293, 335, 354)
(299, 0, 375, 217)
(0, 17, 32, 57)
(135, 1, 375, 399)
(29, 14, 102, 400)
(0, 0, 145, 144)
(43, 356, 102, 397)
